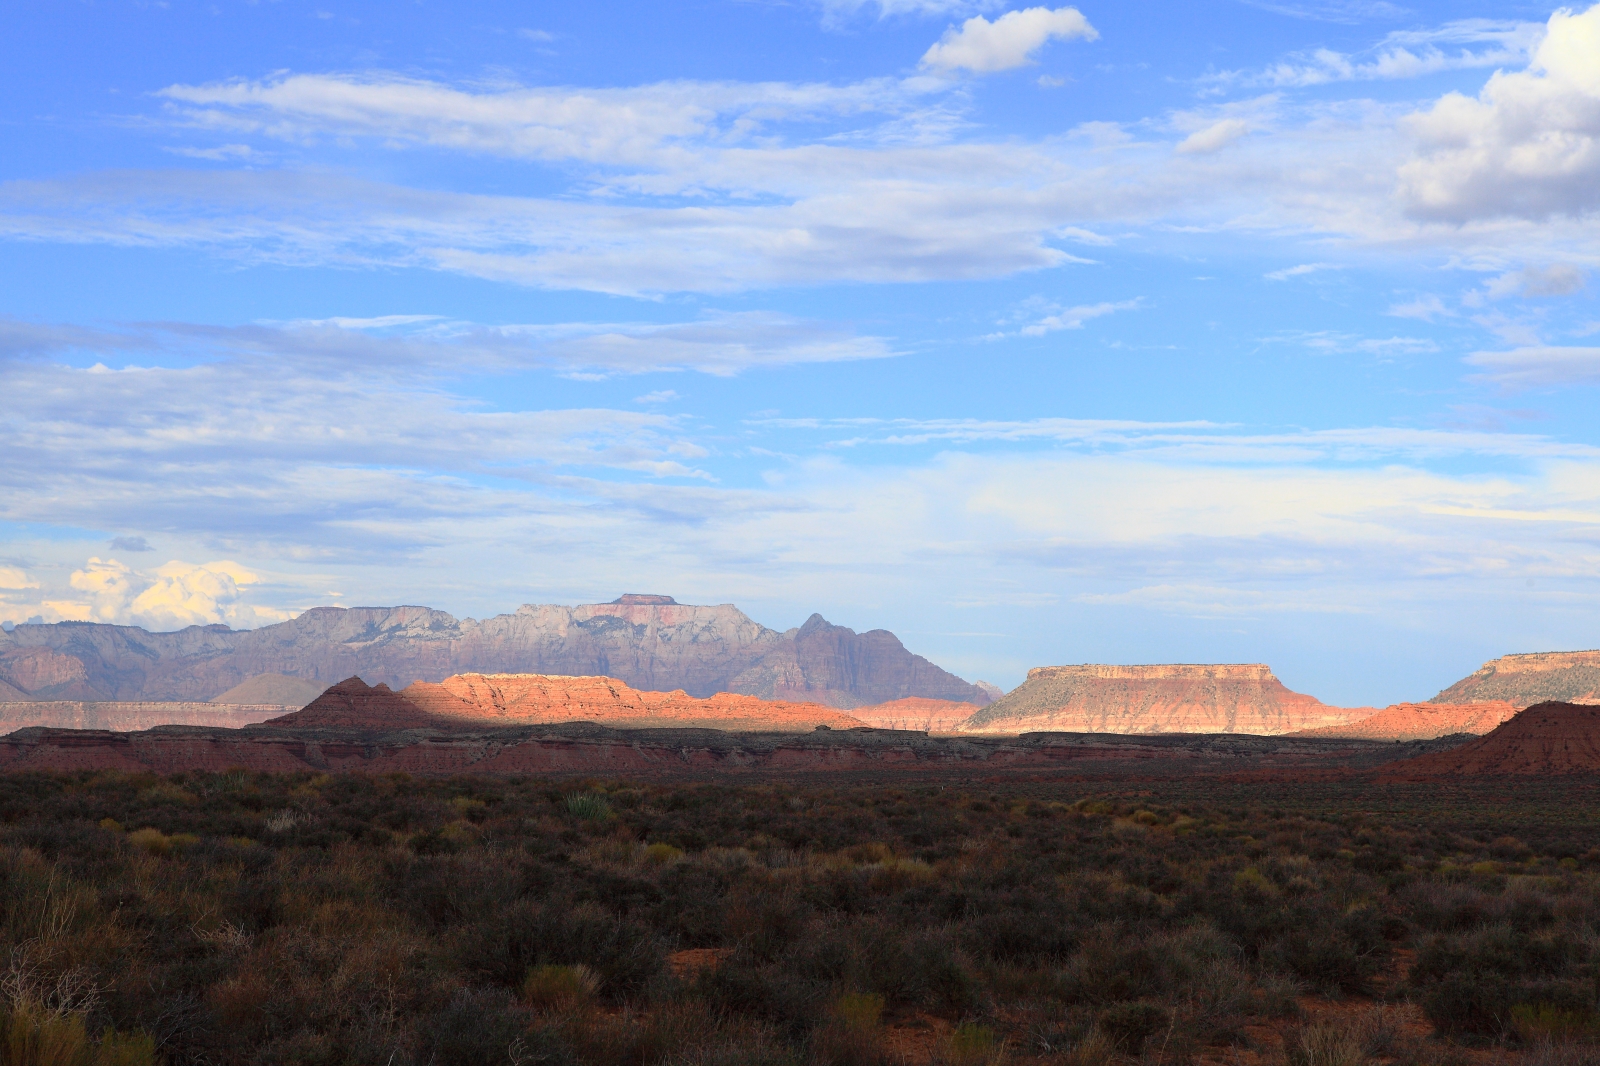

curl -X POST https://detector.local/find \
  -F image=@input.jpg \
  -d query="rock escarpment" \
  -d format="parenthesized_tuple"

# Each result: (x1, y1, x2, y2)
(963, 664, 1361, 735)
(1291, 701, 1520, 742)
(268, 675, 866, 733)
(1432, 651, 1600, 706)
(0, 597, 989, 710)
(1380, 702, 1600, 778)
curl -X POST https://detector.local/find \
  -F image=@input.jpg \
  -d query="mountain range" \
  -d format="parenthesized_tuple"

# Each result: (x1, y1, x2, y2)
(0, 595, 992, 710)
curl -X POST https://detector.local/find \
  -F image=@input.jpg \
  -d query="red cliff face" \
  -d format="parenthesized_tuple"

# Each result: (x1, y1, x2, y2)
(1380, 702, 1600, 778)
(1291, 701, 1520, 742)
(266, 674, 867, 732)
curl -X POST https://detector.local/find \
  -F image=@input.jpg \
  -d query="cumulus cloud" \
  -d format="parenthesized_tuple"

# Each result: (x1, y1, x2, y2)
(920, 6, 1096, 74)
(1399, 4, 1600, 222)
(43, 558, 292, 630)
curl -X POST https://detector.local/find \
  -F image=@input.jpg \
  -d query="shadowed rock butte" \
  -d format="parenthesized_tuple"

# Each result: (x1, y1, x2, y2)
(1380, 702, 1600, 778)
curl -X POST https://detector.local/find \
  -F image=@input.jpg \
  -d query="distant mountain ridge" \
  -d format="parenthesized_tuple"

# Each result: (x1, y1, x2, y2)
(0, 595, 990, 710)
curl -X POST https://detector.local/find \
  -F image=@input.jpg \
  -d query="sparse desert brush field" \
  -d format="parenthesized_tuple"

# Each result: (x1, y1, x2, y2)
(1, 771, 1599, 1065)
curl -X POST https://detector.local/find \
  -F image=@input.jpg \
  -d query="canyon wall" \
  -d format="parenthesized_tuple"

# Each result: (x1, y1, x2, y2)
(0, 595, 989, 710)
(1432, 651, 1600, 706)
(962, 663, 1363, 735)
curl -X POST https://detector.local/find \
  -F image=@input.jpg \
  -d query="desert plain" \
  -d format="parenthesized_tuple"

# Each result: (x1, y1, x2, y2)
(1, 597, 1600, 1066)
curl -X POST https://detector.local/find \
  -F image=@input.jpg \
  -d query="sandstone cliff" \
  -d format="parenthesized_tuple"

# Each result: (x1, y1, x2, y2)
(0, 596, 989, 710)
(963, 664, 1362, 735)
(1432, 651, 1600, 706)
(1380, 702, 1600, 778)
(269, 675, 867, 733)
(1291, 701, 1520, 742)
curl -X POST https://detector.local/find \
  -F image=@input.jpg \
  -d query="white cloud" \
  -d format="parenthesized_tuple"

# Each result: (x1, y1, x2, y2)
(157, 73, 921, 170)
(997, 297, 1141, 338)
(634, 390, 679, 405)
(1265, 262, 1337, 281)
(40, 558, 292, 629)
(1399, 4, 1600, 222)
(920, 6, 1096, 74)
(526, 312, 897, 375)
(1208, 19, 1544, 89)
(1176, 119, 1251, 155)
(1388, 294, 1451, 321)
(1484, 264, 1586, 299)
(1465, 346, 1600, 388)
(818, 0, 999, 24)
(1235, 1, 1409, 23)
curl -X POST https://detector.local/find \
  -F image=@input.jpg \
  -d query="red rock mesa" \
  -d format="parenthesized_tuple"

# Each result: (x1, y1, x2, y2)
(1380, 701, 1600, 778)
(961, 663, 1363, 735)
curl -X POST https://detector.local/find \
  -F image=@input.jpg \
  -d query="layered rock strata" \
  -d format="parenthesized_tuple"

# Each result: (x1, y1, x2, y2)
(1291, 701, 1520, 742)
(964, 664, 1362, 735)
(1432, 651, 1600, 706)
(0, 597, 989, 710)
(847, 698, 983, 733)
(269, 675, 867, 733)
(1380, 702, 1600, 778)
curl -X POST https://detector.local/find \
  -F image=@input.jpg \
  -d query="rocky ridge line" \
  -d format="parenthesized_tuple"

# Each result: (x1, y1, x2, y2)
(1431, 651, 1600, 706)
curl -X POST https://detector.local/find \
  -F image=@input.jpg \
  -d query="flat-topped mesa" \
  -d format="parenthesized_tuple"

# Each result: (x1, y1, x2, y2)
(611, 594, 678, 605)
(1026, 664, 1279, 683)
(1432, 650, 1600, 706)
(966, 662, 1361, 736)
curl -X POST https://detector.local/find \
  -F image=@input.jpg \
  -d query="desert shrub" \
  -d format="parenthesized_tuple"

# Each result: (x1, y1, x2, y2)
(415, 988, 563, 1066)
(522, 964, 599, 1010)
(564, 794, 612, 821)
(1095, 1001, 1169, 1054)
(940, 1022, 1005, 1066)
(809, 993, 886, 1066)
(476, 901, 663, 996)
(1285, 1020, 1365, 1066)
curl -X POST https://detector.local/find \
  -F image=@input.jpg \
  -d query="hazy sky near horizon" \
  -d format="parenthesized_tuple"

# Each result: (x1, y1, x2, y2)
(3, 0, 1600, 705)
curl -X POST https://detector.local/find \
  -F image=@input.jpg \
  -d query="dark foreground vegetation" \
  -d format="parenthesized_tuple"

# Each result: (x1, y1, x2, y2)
(2, 770, 1600, 1066)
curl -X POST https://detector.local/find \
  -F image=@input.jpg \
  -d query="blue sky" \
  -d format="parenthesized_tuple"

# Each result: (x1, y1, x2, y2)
(3, 0, 1599, 705)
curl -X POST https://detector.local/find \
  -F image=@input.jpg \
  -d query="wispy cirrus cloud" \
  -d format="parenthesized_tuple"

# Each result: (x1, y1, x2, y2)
(1205, 19, 1543, 90)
